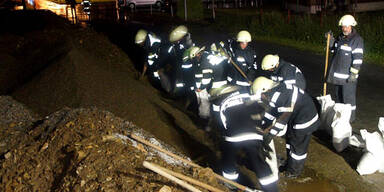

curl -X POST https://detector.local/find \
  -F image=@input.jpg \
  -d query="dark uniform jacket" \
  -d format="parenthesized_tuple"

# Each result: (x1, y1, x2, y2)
(143, 32, 163, 72)
(227, 40, 258, 87)
(262, 83, 320, 136)
(269, 59, 306, 90)
(327, 29, 364, 85)
(219, 91, 266, 142)
(199, 51, 230, 91)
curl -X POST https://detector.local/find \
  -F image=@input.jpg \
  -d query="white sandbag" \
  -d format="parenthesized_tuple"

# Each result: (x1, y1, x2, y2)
(316, 95, 336, 134)
(379, 117, 384, 135)
(356, 126, 384, 175)
(195, 89, 210, 119)
(349, 134, 365, 148)
(356, 152, 380, 175)
(331, 103, 352, 152)
(266, 140, 279, 182)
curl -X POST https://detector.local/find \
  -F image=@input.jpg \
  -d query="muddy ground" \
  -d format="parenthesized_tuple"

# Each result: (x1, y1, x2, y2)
(1, 9, 383, 192)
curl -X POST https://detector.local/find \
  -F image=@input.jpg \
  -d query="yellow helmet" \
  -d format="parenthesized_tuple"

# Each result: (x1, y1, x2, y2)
(236, 30, 252, 43)
(169, 25, 188, 42)
(339, 14, 357, 27)
(135, 29, 148, 44)
(189, 46, 205, 59)
(251, 76, 278, 95)
(261, 54, 280, 70)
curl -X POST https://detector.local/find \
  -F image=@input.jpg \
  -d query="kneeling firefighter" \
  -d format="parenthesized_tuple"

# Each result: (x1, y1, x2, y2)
(217, 85, 279, 192)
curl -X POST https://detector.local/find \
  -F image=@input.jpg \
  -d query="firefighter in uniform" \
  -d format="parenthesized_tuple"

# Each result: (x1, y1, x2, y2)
(252, 77, 320, 178)
(227, 30, 258, 90)
(326, 14, 364, 122)
(261, 54, 307, 90)
(135, 29, 172, 92)
(167, 25, 194, 96)
(218, 86, 279, 192)
(200, 42, 231, 121)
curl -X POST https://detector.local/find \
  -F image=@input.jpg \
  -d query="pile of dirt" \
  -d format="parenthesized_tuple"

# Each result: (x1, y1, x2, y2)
(0, 96, 228, 191)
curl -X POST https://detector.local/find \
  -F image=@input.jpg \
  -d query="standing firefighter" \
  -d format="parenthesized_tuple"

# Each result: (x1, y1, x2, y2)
(135, 29, 171, 92)
(227, 30, 258, 89)
(261, 54, 306, 90)
(167, 25, 194, 96)
(326, 14, 364, 122)
(252, 77, 320, 178)
(219, 87, 279, 192)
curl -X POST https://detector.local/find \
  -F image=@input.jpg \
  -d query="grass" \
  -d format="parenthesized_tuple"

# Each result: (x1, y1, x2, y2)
(210, 9, 384, 66)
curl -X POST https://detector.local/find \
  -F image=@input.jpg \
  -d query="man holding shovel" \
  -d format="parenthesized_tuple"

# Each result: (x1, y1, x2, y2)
(325, 14, 364, 123)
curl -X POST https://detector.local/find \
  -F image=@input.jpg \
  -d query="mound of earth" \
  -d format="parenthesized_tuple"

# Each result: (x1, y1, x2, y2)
(0, 96, 228, 191)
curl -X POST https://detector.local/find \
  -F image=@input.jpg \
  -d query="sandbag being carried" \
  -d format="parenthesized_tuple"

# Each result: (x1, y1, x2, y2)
(316, 95, 335, 130)
(195, 89, 210, 119)
(356, 118, 384, 175)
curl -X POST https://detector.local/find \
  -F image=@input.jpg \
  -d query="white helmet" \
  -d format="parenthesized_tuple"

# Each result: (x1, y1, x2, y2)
(135, 29, 148, 44)
(189, 46, 205, 59)
(261, 54, 280, 70)
(339, 14, 357, 27)
(236, 30, 252, 43)
(169, 25, 188, 42)
(251, 76, 278, 95)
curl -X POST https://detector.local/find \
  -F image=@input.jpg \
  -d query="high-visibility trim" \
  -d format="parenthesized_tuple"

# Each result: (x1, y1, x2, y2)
(291, 87, 298, 106)
(179, 44, 184, 49)
(278, 107, 293, 112)
(222, 171, 239, 180)
(285, 83, 293, 89)
(353, 59, 363, 65)
(212, 80, 227, 88)
(148, 34, 161, 46)
(299, 89, 304, 94)
(274, 122, 286, 129)
(236, 57, 245, 62)
(227, 76, 233, 82)
(352, 48, 363, 54)
(284, 79, 296, 84)
(207, 55, 225, 65)
(269, 102, 275, 107)
(271, 92, 280, 103)
(195, 74, 203, 78)
(334, 72, 349, 79)
(148, 60, 154, 65)
(236, 81, 250, 86)
(168, 46, 173, 53)
(351, 105, 356, 110)
(190, 87, 194, 90)
(271, 76, 283, 81)
(293, 114, 319, 129)
(350, 67, 359, 74)
(153, 71, 159, 78)
(148, 53, 158, 59)
(225, 133, 263, 142)
(202, 69, 213, 74)
(290, 151, 307, 160)
(296, 67, 302, 73)
(202, 78, 211, 85)
(196, 82, 201, 88)
(286, 144, 290, 149)
(259, 174, 279, 186)
(182, 64, 193, 69)
(176, 83, 184, 87)
(264, 112, 275, 120)
(270, 129, 278, 135)
(340, 45, 352, 51)
(212, 104, 220, 112)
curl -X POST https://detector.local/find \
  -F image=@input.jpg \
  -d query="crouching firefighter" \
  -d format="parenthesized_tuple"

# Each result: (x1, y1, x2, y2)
(218, 85, 279, 192)
(252, 77, 320, 178)
(135, 29, 171, 92)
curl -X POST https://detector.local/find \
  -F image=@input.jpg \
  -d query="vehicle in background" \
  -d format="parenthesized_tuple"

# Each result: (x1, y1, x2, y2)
(118, 0, 164, 9)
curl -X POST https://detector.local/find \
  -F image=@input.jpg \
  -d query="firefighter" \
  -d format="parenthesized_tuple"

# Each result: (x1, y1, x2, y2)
(252, 76, 320, 178)
(226, 30, 258, 90)
(180, 46, 205, 110)
(218, 85, 279, 192)
(135, 29, 171, 93)
(261, 54, 306, 90)
(81, 0, 91, 15)
(167, 25, 194, 96)
(326, 14, 364, 122)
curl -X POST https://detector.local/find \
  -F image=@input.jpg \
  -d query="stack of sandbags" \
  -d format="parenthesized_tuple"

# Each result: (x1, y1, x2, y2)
(316, 95, 352, 152)
(356, 117, 384, 175)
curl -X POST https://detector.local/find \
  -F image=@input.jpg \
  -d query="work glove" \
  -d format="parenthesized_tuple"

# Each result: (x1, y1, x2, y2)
(258, 133, 273, 160)
(347, 73, 358, 83)
(324, 30, 335, 48)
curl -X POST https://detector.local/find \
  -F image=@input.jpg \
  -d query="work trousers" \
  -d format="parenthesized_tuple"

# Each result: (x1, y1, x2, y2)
(335, 83, 357, 122)
(285, 130, 312, 176)
(221, 140, 278, 192)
